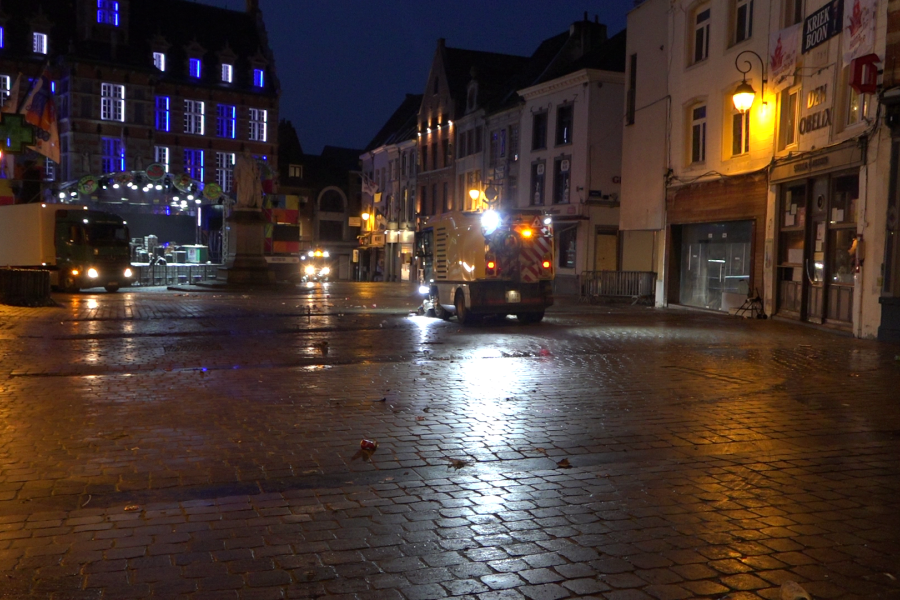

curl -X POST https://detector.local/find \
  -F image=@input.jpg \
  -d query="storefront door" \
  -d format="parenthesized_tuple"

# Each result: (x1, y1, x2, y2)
(806, 178, 828, 323)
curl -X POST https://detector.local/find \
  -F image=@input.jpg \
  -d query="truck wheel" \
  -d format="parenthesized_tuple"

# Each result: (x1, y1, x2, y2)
(104, 284, 120, 293)
(434, 301, 450, 320)
(517, 312, 544, 324)
(455, 291, 472, 325)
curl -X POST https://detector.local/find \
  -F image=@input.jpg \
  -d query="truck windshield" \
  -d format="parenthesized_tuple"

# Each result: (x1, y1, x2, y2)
(84, 222, 128, 245)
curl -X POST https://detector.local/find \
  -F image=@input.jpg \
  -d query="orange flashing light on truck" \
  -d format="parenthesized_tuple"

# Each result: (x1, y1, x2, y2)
(416, 209, 554, 324)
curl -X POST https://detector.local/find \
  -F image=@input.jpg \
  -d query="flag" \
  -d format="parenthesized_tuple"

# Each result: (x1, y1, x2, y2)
(2, 73, 21, 113)
(769, 24, 800, 93)
(842, 0, 876, 66)
(20, 70, 60, 163)
(361, 173, 378, 196)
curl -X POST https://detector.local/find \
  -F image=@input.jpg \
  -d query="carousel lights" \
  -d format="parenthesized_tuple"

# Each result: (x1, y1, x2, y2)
(58, 192, 65, 199)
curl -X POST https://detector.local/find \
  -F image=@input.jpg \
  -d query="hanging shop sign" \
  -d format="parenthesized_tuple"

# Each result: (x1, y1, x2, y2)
(203, 182, 222, 201)
(803, 0, 843, 53)
(145, 163, 166, 182)
(172, 173, 193, 192)
(77, 175, 98, 195)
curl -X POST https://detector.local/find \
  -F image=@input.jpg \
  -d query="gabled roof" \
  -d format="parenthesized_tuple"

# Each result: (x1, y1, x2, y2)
(364, 93, 423, 152)
(442, 46, 530, 119)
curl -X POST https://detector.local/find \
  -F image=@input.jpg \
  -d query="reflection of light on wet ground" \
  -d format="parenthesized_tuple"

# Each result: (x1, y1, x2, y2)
(86, 299, 99, 310)
(409, 315, 442, 346)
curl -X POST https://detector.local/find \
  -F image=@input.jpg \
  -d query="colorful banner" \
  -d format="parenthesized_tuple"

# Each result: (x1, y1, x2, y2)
(19, 71, 59, 163)
(842, 0, 876, 65)
(769, 24, 802, 92)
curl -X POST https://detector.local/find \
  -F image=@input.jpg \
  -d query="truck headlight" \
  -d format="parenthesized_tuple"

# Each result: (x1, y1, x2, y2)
(319, 267, 330, 276)
(87, 268, 99, 279)
(304, 265, 316, 276)
(481, 210, 501, 235)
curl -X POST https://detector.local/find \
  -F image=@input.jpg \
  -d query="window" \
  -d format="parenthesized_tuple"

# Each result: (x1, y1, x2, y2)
(732, 108, 750, 156)
(442, 139, 449, 168)
(509, 125, 519, 161)
(249, 108, 267, 141)
(489, 130, 500, 167)
(184, 100, 205, 135)
(33, 32, 47, 54)
(691, 104, 707, 163)
(154, 96, 170, 131)
(784, 0, 803, 26)
(153, 52, 166, 72)
(189, 58, 202, 79)
(100, 83, 125, 122)
(253, 69, 265, 87)
(553, 157, 571, 204)
(558, 227, 576, 269)
(422, 144, 428, 171)
(474, 126, 483, 153)
(0, 26, 4, 48)
(101, 138, 125, 173)
(183, 149, 204, 180)
(530, 162, 545, 205)
(216, 104, 236, 138)
(0, 75, 10, 108)
(216, 152, 235, 192)
(457, 130, 467, 158)
(222, 64, 233, 83)
(847, 85, 870, 126)
(289, 164, 302, 178)
(734, 0, 754, 44)
(778, 89, 798, 149)
(154, 146, 169, 171)
(693, 7, 710, 63)
(44, 160, 56, 181)
(97, 0, 119, 26)
(556, 104, 574, 145)
(532, 111, 548, 150)
(626, 54, 637, 125)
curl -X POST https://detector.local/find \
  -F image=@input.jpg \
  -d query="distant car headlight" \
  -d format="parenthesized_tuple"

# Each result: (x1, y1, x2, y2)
(124, 268, 133, 278)
(319, 267, 330, 276)
(87, 268, 99, 279)
(304, 265, 316, 275)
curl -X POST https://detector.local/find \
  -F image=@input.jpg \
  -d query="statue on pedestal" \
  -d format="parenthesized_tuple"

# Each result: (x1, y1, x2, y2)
(234, 151, 263, 210)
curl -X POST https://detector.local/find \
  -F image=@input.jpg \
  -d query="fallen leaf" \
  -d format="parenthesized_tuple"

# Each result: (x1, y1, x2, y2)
(448, 458, 470, 470)
(124, 505, 140, 511)
(416, 416, 426, 421)
(557, 458, 572, 469)
(534, 447, 548, 455)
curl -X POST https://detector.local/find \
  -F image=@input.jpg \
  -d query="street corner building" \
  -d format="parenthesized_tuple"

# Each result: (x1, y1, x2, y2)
(620, 0, 900, 341)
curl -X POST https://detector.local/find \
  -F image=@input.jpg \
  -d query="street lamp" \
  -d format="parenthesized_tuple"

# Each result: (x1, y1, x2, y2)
(468, 189, 480, 209)
(732, 50, 767, 113)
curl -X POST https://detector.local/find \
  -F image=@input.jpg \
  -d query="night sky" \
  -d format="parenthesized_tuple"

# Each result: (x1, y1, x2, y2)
(202, 0, 635, 154)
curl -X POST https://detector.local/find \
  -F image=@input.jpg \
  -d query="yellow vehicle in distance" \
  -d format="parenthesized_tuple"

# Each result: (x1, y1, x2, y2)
(301, 249, 331, 282)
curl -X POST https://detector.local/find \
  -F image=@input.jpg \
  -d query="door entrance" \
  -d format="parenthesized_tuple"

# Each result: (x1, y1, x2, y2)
(594, 232, 617, 271)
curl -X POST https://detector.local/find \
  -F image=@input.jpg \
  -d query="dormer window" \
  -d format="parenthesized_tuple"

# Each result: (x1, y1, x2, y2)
(33, 32, 47, 54)
(153, 52, 166, 72)
(253, 69, 265, 88)
(97, 0, 120, 26)
(0, 26, 5, 48)
(221, 64, 233, 83)
(189, 58, 202, 78)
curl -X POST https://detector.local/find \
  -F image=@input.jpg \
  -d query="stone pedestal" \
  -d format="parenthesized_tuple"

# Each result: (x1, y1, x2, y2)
(219, 208, 275, 285)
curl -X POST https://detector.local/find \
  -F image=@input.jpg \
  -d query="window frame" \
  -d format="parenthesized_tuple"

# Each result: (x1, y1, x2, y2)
(530, 161, 546, 206)
(33, 32, 48, 54)
(733, 0, 754, 45)
(552, 156, 571, 204)
(731, 107, 751, 156)
(183, 148, 204, 181)
(216, 104, 237, 139)
(100, 83, 125, 122)
(253, 69, 265, 87)
(97, 0, 120, 26)
(693, 6, 711, 64)
(154, 96, 170, 132)
(0, 75, 11, 108)
(289, 164, 302, 178)
(216, 152, 236, 192)
(184, 99, 205, 135)
(189, 58, 202, 79)
(690, 103, 707, 164)
(777, 87, 799, 150)
(556, 104, 574, 146)
(153, 52, 166, 72)
(532, 111, 548, 150)
(249, 107, 267, 142)
(101, 137, 125, 173)
(154, 146, 170, 172)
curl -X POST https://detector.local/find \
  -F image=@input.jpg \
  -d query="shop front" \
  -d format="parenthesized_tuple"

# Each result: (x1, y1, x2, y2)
(770, 142, 863, 329)
(666, 172, 767, 312)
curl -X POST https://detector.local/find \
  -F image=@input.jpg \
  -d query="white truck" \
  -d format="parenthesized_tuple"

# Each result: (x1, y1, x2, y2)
(0, 203, 134, 292)
(417, 209, 555, 324)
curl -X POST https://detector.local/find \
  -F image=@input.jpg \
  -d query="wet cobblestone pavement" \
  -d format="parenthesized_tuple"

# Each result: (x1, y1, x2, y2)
(0, 282, 898, 599)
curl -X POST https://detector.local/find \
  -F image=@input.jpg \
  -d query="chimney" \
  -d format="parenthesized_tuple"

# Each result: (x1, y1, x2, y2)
(246, 0, 259, 13)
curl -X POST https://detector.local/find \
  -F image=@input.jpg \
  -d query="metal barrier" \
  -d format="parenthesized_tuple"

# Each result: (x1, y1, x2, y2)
(0, 268, 53, 306)
(581, 271, 656, 305)
(132, 264, 220, 287)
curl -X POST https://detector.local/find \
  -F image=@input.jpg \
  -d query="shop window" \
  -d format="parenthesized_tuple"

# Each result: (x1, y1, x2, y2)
(733, 0, 754, 44)
(532, 111, 548, 150)
(678, 221, 752, 311)
(184, 99, 205, 135)
(530, 161, 545, 205)
(249, 108, 267, 141)
(690, 104, 707, 163)
(154, 96, 170, 132)
(553, 157, 571, 204)
(216, 104, 236, 139)
(692, 5, 710, 64)
(778, 88, 799, 150)
(153, 52, 166, 72)
(216, 152, 235, 192)
(556, 104, 573, 145)
(558, 227, 577, 269)
(101, 137, 125, 173)
(183, 148, 204, 180)
(100, 83, 125, 122)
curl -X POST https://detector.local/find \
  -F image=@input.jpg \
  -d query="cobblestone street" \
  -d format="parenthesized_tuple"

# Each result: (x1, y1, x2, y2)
(0, 282, 898, 600)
